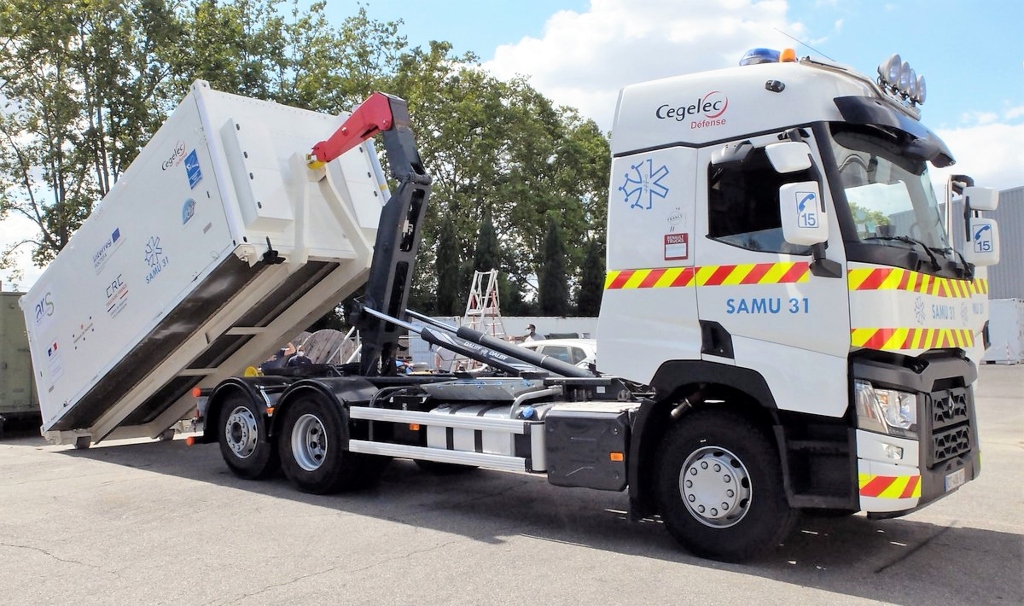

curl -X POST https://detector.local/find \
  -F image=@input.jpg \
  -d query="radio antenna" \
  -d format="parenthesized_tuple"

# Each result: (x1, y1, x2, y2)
(773, 28, 835, 61)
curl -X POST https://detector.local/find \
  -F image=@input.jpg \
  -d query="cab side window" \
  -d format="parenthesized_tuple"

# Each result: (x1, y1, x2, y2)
(708, 146, 813, 254)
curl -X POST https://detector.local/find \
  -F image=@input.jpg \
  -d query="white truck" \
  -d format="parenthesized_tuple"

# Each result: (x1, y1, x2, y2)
(22, 48, 1000, 562)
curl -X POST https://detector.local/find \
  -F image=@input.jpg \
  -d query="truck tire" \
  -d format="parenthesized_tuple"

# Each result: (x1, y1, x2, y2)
(218, 394, 277, 480)
(278, 397, 389, 494)
(656, 410, 796, 562)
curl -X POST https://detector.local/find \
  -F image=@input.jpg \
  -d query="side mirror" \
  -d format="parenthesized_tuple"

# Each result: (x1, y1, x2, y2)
(964, 186, 999, 212)
(765, 141, 812, 173)
(965, 217, 1000, 266)
(779, 182, 828, 246)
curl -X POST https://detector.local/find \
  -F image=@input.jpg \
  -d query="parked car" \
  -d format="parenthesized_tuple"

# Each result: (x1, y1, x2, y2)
(466, 338, 598, 377)
(519, 338, 597, 369)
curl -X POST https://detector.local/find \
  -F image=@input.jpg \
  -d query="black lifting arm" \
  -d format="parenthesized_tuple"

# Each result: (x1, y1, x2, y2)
(308, 93, 432, 376)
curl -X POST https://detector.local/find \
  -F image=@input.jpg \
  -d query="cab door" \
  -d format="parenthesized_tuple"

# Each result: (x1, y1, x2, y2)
(693, 130, 850, 417)
(599, 146, 699, 385)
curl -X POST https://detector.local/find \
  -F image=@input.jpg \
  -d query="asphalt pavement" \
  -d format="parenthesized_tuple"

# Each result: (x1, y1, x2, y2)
(0, 365, 1021, 605)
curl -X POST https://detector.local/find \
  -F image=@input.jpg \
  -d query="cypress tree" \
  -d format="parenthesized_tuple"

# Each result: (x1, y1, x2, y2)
(474, 207, 500, 272)
(538, 214, 569, 316)
(435, 213, 461, 315)
(577, 238, 605, 316)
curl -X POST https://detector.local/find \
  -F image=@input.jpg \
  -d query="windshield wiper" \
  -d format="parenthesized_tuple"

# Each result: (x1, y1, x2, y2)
(863, 235, 941, 269)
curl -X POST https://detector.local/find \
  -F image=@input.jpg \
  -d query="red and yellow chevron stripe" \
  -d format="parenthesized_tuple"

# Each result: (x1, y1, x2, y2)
(605, 262, 810, 290)
(849, 267, 984, 299)
(859, 473, 921, 499)
(851, 327, 975, 351)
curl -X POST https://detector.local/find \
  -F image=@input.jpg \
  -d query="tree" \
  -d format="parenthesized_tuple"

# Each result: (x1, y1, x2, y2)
(0, 0, 613, 311)
(577, 237, 604, 316)
(307, 304, 347, 332)
(0, 0, 408, 281)
(499, 274, 533, 316)
(0, 0, 181, 273)
(435, 210, 461, 315)
(538, 214, 569, 316)
(175, 2, 407, 114)
(474, 206, 499, 272)
(389, 45, 611, 303)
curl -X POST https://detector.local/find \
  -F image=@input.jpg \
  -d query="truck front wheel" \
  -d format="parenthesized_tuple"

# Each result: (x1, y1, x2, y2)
(218, 395, 277, 480)
(656, 410, 796, 562)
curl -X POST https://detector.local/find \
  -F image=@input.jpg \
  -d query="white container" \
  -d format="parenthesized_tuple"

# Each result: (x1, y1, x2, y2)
(983, 299, 1024, 363)
(21, 81, 386, 445)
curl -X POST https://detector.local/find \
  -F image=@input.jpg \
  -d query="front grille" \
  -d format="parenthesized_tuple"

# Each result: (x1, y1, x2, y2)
(931, 387, 970, 430)
(926, 386, 973, 466)
(932, 426, 971, 462)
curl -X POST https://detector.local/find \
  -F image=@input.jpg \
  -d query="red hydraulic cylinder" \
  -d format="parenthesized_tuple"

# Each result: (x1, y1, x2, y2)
(307, 92, 396, 167)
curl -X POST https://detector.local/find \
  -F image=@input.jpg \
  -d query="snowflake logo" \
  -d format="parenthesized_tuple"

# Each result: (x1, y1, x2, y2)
(960, 303, 969, 326)
(619, 158, 669, 210)
(145, 236, 163, 269)
(914, 296, 926, 325)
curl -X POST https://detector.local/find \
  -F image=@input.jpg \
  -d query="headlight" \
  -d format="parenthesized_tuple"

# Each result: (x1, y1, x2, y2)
(854, 380, 918, 438)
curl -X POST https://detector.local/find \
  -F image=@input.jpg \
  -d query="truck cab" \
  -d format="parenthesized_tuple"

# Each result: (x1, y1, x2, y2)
(599, 49, 999, 544)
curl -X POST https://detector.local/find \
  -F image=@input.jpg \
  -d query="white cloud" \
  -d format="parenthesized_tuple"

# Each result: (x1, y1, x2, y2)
(483, 0, 802, 132)
(1003, 105, 1024, 121)
(932, 122, 1024, 192)
(959, 110, 1000, 127)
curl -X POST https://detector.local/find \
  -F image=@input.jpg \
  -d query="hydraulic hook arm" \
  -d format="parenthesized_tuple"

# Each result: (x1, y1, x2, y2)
(306, 92, 431, 377)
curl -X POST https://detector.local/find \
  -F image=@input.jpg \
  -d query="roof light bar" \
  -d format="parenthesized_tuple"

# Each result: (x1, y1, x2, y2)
(877, 53, 926, 105)
(740, 48, 780, 65)
(739, 47, 798, 66)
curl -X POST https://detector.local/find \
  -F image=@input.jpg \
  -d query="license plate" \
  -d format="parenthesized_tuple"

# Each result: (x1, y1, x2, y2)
(944, 468, 966, 492)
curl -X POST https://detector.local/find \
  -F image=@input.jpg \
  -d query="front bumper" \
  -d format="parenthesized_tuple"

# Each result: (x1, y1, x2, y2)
(857, 429, 980, 514)
(853, 356, 980, 515)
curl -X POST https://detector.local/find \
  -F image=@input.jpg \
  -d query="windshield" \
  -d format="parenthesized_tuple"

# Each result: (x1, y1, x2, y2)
(828, 124, 950, 252)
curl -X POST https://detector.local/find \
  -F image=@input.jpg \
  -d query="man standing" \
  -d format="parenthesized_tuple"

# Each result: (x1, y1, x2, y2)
(524, 324, 543, 342)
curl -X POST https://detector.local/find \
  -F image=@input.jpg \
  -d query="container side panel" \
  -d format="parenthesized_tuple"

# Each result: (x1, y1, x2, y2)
(24, 93, 235, 430)
(22, 83, 385, 438)
(47, 255, 259, 431)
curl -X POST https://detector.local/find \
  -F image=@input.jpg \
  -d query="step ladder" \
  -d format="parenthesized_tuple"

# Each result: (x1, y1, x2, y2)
(452, 269, 507, 369)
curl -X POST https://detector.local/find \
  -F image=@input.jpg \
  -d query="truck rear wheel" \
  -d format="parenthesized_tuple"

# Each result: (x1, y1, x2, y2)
(656, 410, 795, 562)
(218, 395, 277, 480)
(278, 397, 388, 494)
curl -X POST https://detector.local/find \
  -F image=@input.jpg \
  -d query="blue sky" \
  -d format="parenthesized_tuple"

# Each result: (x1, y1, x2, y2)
(334, 0, 1022, 135)
(2, 0, 1021, 289)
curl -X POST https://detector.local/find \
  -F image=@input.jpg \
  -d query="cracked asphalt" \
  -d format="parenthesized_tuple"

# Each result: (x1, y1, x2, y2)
(1, 365, 1021, 605)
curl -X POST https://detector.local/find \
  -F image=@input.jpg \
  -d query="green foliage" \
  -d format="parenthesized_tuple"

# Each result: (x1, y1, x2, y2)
(577, 237, 604, 316)
(0, 1, 612, 322)
(435, 210, 461, 315)
(538, 214, 569, 316)
(0, 0, 181, 269)
(307, 304, 347, 331)
(474, 207, 499, 272)
(390, 43, 610, 307)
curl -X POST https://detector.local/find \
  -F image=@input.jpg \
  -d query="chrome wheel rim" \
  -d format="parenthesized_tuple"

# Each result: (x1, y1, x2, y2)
(292, 413, 328, 472)
(678, 446, 752, 528)
(224, 405, 259, 459)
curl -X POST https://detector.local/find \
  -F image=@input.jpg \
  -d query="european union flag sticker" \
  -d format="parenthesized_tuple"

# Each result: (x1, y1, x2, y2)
(185, 149, 203, 189)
